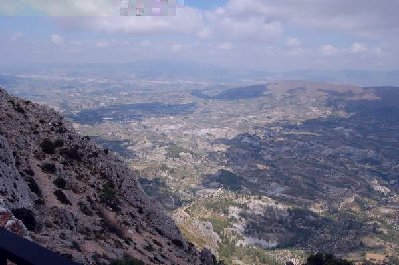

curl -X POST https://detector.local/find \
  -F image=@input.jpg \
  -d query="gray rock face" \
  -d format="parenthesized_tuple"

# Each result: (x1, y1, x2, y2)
(0, 205, 30, 239)
(0, 135, 32, 209)
(0, 87, 217, 265)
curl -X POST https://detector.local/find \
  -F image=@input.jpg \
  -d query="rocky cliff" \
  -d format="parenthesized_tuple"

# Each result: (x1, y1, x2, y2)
(0, 87, 217, 265)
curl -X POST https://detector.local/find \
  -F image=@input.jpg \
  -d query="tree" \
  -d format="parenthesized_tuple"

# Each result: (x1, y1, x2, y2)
(304, 253, 353, 265)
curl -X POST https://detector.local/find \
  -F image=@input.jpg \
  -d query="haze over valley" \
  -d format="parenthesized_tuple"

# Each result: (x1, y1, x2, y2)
(1, 1, 399, 264)
(1, 63, 398, 264)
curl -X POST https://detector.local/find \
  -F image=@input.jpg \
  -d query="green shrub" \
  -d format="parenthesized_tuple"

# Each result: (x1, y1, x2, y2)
(54, 189, 71, 205)
(9, 100, 25, 113)
(217, 169, 242, 191)
(61, 145, 83, 161)
(40, 138, 56, 154)
(53, 177, 66, 189)
(389, 256, 399, 265)
(305, 253, 353, 265)
(54, 139, 64, 147)
(100, 182, 116, 203)
(41, 163, 56, 174)
(71, 241, 81, 252)
(201, 217, 229, 236)
(27, 177, 42, 197)
(78, 201, 93, 216)
(24, 168, 35, 176)
(144, 243, 155, 252)
(56, 126, 67, 134)
(12, 208, 36, 231)
(110, 255, 145, 265)
(172, 239, 184, 248)
(100, 182, 120, 211)
(166, 144, 193, 159)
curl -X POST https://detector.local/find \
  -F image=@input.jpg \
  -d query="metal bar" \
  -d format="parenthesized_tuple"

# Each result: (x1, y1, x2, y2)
(0, 229, 81, 265)
(0, 251, 7, 265)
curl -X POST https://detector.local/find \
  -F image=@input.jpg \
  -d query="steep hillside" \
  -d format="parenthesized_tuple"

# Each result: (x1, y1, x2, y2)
(0, 87, 217, 265)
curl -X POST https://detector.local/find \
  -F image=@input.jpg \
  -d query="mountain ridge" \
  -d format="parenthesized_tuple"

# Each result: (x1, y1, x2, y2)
(0, 87, 218, 265)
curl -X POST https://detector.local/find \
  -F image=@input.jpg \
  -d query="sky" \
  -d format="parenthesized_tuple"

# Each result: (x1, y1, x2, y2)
(0, 0, 399, 71)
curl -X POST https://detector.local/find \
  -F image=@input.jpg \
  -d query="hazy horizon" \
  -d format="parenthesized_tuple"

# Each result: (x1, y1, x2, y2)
(1, 0, 399, 72)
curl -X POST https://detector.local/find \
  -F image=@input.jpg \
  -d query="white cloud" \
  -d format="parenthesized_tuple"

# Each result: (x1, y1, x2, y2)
(56, 4, 282, 43)
(3, 0, 399, 40)
(1, 0, 399, 70)
(287, 47, 304, 56)
(0, 0, 114, 15)
(50, 0, 397, 47)
(0, 0, 20, 15)
(201, 5, 283, 43)
(375, 47, 384, 55)
(286, 37, 301, 47)
(224, 0, 399, 37)
(285, 37, 303, 55)
(171, 44, 182, 52)
(320, 44, 338, 56)
(68, 40, 88, 46)
(197, 28, 212, 39)
(96, 39, 110, 48)
(351, 42, 368, 54)
(140, 40, 152, 47)
(10, 32, 24, 42)
(74, 6, 204, 34)
(217, 42, 233, 50)
(51, 34, 64, 44)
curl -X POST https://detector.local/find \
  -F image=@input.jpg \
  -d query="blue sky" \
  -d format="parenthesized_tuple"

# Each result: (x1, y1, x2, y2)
(184, 0, 227, 9)
(0, 0, 398, 71)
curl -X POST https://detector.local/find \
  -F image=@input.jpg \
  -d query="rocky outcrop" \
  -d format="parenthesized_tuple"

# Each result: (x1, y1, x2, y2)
(0, 87, 218, 264)
(0, 206, 30, 238)
(0, 135, 32, 209)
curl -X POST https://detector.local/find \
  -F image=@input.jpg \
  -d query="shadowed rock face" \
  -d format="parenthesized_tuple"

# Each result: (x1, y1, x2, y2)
(0, 87, 216, 265)
(0, 206, 30, 238)
(0, 135, 32, 209)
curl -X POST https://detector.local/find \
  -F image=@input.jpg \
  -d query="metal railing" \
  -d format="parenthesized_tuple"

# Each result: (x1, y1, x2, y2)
(0, 228, 81, 265)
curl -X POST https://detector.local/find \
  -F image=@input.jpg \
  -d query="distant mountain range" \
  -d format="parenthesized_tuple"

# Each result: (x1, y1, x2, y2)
(1, 60, 399, 86)
(275, 69, 399, 87)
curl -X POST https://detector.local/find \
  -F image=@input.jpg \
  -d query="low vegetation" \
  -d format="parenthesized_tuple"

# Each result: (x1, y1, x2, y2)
(61, 145, 83, 161)
(26, 176, 42, 197)
(54, 189, 71, 205)
(304, 253, 353, 265)
(78, 201, 93, 216)
(40, 138, 57, 154)
(100, 182, 120, 211)
(41, 162, 56, 174)
(166, 144, 193, 159)
(11, 208, 36, 231)
(53, 177, 67, 189)
(200, 216, 230, 236)
(110, 255, 145, 265)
